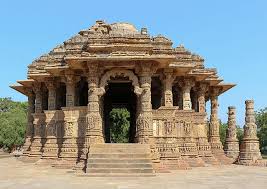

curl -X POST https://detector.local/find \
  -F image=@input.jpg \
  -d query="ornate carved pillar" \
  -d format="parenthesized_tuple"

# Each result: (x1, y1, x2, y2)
(56, 73, 81, 167)
(135, 63, 156, 144)
(34, 83, 43, 113)
(178, 78, 195, 110)
(209, 87, 224, 153)
(197, 83, 208, 113)
(29, 82, 46, 158)
(21, 90, 35, 157)
(239, 100, 262, 165)
(85, 63, 104, 145)
(161, 69, 175, 107)
(46, 80, 57, 110)
(65, 73, 78, 107)
(224, 106, 239, 160)
(41, 80, 60, 162)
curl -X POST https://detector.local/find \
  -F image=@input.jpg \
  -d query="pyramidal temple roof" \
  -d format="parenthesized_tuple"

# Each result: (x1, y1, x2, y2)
(11, 20, 235, 96)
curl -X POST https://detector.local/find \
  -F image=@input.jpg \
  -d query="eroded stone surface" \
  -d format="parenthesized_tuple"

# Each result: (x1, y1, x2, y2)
(10, 20, 238, 172)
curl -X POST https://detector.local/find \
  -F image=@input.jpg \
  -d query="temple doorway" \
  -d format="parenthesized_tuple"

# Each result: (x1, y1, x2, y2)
(103, 82, 137, 143)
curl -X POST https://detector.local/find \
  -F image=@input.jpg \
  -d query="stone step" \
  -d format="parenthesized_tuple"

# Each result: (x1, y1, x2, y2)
(87, 168, 154, 174)
(87, 158, 151, 164)
(91, 143, 150, 149)
(89, 147, 150, 154)
(87, 163, 153, 169)
(79, 173, 155, 177)
(88, 153, 150, 159)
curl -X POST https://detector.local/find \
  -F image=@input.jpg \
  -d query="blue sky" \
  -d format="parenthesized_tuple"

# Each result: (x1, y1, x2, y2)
(1, 0, 266, 125)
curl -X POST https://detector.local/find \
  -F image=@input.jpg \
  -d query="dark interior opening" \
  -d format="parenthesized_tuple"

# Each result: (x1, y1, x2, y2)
(151, 76, 162, 109)
(104, 82, 137, 143)
(57, 82, 66, 109)
(76, 77, 88, 106)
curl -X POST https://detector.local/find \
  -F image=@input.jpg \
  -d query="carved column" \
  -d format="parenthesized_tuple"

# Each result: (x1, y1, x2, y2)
(224, 106, 239, 160)
(35, 83, 43, 113)
(65, 74, 77, 107)
(161, 69, 175, 107)
(58, 73, 81, 167)
(197, 83, 208, 113)
(239, 100, 262, 165)
(21, 90, 35, 157)
(178, 78, 195, 110)
(86, 63, 104, 145)
(209, 87, 224, 154)
(46, 81, 57, 110)
(135, 63, 155, 144)
(29, 82, 45, 158)
(42, 80, 59, 161)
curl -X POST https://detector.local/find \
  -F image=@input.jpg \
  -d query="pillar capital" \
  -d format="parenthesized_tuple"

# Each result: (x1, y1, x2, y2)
(197, 83, 209, 94)
(25, 87, 35, 98)
(64, 73, 80, 85)
(209, 86, 222, 98)
(33, 82, 42, 93)
(135, 62, 158, 77)
(178, 77, 195, 90)
(45, 78, 59, 90)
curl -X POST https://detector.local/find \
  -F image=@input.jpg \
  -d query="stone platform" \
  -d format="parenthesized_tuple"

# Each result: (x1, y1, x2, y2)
(1, 157, 267, 189)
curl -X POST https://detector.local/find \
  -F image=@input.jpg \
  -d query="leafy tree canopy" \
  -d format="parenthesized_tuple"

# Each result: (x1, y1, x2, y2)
(256, 108, 267, 153)
(109, 108, 130, 143)
(0, 98, 27, 152)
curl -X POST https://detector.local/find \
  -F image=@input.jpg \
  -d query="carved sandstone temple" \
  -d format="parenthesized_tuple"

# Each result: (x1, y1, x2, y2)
(11, 21, 236, 174)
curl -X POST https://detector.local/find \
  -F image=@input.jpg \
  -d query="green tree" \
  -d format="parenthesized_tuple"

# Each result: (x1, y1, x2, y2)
(219, 122, 243, 146)
(256, 108, 267, 154)
(219, 122, 227, 145)
(109, 108, 130, 143)
(0, 98, 27, 152)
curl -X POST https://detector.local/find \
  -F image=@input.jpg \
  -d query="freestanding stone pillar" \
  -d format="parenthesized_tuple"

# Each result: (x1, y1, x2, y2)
(239, 100, 262, 165)
(21, 90, 35, 157)
(224, 106, 239, 160)
(209, 87, 224, 154)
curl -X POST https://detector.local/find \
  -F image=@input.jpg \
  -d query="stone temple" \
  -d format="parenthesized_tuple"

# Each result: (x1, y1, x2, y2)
(11, 20, 264, 176)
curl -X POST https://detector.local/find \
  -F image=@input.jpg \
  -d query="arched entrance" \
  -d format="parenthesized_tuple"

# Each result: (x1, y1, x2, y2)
(99, 69, 141, 143)
(104, 82, 137, 143)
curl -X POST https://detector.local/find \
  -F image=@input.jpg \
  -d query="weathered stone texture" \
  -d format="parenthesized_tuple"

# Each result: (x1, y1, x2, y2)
(11, 20, 244, 173)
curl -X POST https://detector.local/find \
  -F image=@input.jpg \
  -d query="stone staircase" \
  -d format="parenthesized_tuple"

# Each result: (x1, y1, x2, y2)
(85, 143, 155, 177)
